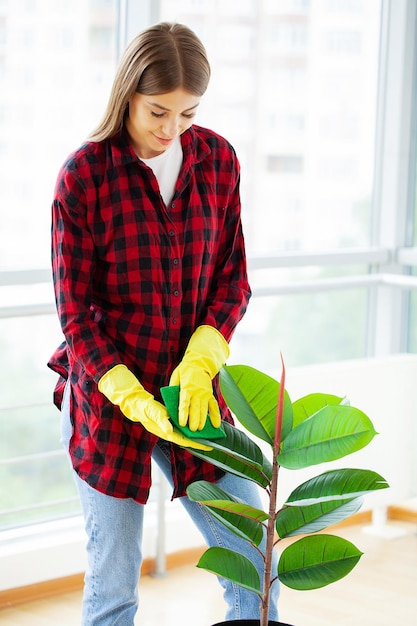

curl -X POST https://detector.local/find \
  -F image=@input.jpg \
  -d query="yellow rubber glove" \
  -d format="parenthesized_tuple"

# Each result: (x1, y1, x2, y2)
(98, 364, 211, 451)
(169, 325, 230, 432)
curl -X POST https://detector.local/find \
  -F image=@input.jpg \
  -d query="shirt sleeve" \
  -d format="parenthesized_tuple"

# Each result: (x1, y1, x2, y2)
(51, 161, 121, 382)
(199, 154, 252, 342)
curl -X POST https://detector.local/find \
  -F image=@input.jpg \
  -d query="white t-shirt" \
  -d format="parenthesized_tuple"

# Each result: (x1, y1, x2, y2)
(141, 136, 183, 205)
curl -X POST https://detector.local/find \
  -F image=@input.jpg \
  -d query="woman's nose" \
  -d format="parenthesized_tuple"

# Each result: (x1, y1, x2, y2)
(161, 116, 180, 138)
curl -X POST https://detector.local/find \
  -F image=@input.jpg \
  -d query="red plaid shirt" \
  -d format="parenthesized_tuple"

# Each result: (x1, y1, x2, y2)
(48, 124, 251, 503)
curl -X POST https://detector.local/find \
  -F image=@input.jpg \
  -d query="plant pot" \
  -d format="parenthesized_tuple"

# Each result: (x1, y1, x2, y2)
(211, 621, 294, 626)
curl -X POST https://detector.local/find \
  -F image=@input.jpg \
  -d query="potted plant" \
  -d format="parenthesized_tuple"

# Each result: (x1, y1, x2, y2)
(182, 358, 389, 626)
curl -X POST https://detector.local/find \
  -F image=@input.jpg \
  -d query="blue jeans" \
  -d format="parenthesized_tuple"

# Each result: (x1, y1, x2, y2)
(61, 384, 279, 625)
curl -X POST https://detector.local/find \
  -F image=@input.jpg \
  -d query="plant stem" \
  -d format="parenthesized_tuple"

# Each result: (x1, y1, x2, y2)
(260, 356, 285, 626)
(260, 448, 280, 626)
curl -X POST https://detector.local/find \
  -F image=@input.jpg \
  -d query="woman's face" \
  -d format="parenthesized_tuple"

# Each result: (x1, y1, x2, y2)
(126, 88, 201, 159)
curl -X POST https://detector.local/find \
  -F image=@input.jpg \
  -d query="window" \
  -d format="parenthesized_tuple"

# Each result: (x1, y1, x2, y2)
(264, 0, 311, 14)
(323, 30, 362, 55)
(89, 26, 115, 59)
(407, 148, 417, 352)
(0, 1, 118, 530)
(267, 154, 304, 173)
(0, 2, 118, 270)
(232, 284, 369, 369)
(6, 0, 417, 540)
(326, 0, 363, 12)
(218, 0, 257, 17)
(159, 0, 382, 371)
(268, 21, 309, 54)
(215, 24, 256, 60)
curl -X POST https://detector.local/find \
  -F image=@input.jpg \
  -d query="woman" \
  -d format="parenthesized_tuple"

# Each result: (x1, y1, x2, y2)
(48, 22, 279, 625)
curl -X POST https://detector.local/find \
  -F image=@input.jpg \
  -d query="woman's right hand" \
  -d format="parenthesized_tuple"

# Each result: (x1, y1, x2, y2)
(98, 364, 211, 451)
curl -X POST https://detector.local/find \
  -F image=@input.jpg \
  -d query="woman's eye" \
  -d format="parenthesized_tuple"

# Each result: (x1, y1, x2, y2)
(182, 113, 195, 119)
(151, 111, 164, 118)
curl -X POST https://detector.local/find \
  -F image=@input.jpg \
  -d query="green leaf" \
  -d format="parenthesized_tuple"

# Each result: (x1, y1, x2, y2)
(197, 547, 262, 596)
(188, 421, 272, 488)
(278, 534, 363, 590)
(187, 481, 269, 545)
(276, 497, 364, 538)
(292, 393, 346, 428)
(278, 404, 378, 469)
(285, 468, 389, 506)
(220, 364, 293, 445)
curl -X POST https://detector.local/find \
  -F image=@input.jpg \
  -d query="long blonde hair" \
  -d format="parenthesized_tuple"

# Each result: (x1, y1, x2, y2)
(89, 22, 211, 142)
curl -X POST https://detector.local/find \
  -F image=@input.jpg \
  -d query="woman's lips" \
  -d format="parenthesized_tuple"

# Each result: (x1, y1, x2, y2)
(155, 135, 173, 146)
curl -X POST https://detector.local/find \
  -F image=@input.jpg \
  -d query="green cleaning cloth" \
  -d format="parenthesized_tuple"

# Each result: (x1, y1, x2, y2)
(160, 385, 226, 440)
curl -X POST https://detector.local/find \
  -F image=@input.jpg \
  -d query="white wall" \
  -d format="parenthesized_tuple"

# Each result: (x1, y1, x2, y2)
(1, 353, 416, 592)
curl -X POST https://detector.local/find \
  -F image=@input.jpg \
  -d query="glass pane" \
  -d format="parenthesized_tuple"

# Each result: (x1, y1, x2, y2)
(0, 408, 81, 530)
(407, 289, 417, 353)
(230, 289, 368, 370)
(0, 0, 118, 530)
(0, 0, 118, 270)
(0, 314, 82, 529)
(229, 266, 369, 369)
(1, 1, 383, 532)
(0, 308, 159, 530)
(159, 0, 382, 255)
(407, 155, 417, 351)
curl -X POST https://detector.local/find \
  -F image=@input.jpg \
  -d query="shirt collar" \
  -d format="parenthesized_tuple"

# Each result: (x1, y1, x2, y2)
(109, 125, 211, 168)
(181, 125, 211, 166)
(109, 127, 138, 166)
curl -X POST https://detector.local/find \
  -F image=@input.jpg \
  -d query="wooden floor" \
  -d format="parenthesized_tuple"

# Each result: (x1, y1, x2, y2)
(0, 520, 416, 626)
